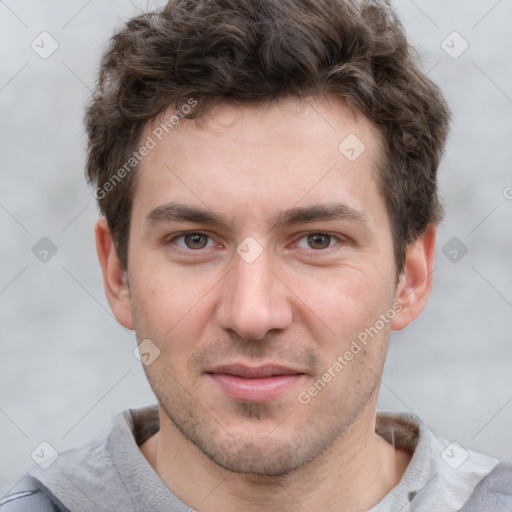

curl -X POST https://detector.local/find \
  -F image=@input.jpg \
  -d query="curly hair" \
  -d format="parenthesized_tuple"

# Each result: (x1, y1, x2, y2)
(85, 0, 450, 272)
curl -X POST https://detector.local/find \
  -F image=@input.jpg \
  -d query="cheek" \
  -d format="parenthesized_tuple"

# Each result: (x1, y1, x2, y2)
(296, 266, 395, 344)
(130, 260, 218, 353)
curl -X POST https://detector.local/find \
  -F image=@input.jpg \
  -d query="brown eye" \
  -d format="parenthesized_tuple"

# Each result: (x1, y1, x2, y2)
(307, 233, 332, 249)
(184, 233, 209, 249)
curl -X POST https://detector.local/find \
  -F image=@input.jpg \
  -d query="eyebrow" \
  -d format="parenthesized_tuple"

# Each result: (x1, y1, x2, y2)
(146, 203, 229, 228)
(145, 201, 370, 231)
(269, 203, 370, 230)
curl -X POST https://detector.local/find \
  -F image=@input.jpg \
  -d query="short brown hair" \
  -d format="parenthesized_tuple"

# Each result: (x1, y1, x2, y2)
(85, 0, 450, 272)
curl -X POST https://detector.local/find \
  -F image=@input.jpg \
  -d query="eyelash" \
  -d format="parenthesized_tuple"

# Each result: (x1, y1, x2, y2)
(166, 231, 346, 254)
(294, 232, 341, 251)
(166, 231, 215, 251)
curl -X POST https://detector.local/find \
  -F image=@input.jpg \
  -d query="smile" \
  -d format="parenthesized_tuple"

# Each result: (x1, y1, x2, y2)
(205, 364, 306, 402)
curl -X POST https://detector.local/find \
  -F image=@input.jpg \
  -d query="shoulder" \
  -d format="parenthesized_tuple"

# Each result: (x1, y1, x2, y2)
(461, 459, 512, 511)
(0, 475, 68, 512)
(376, 411, 512, 510)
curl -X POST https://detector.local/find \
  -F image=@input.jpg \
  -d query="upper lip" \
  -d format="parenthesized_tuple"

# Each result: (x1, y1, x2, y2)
(205, 364, 305, 378)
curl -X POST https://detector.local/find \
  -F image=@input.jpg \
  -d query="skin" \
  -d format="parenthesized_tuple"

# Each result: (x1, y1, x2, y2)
(96, 96, 436, 512)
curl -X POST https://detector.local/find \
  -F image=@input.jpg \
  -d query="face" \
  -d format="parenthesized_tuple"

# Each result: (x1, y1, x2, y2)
(119, 97, 405, 475)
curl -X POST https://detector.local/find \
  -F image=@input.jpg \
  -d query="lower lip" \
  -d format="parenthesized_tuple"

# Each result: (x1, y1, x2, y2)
(208, 373, 304, 402)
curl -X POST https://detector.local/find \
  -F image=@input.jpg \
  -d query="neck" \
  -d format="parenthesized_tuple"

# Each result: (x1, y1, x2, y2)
(140, 399, 411, 511)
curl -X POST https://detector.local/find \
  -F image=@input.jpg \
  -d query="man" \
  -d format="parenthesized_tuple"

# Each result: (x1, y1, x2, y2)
(2, 0, 511, 510)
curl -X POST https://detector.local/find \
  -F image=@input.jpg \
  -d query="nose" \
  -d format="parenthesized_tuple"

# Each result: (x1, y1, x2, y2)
(215, 248, 293, 341)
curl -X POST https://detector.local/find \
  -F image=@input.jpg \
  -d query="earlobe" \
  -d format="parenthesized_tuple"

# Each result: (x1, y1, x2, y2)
(391, 224, 437, 331)
(95, 219, 134, 330)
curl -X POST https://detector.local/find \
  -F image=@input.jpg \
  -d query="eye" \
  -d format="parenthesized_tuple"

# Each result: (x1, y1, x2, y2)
(168, 232, 214, 250)
(295, 232, 340, 250)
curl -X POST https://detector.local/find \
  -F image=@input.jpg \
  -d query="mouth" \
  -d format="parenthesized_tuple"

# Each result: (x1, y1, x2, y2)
(205, 364, 307, 402)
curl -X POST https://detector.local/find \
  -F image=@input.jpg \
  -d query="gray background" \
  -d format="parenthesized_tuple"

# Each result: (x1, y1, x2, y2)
(1, 0, 511, 495)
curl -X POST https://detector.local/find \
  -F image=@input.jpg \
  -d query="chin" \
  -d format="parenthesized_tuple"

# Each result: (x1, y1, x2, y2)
(161, 398, 342, 477)
(201, 435, 314, 476)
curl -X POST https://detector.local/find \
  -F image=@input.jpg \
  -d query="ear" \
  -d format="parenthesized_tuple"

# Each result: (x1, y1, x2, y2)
(391, 224, 436, 331)
(95, 218, 134, 330)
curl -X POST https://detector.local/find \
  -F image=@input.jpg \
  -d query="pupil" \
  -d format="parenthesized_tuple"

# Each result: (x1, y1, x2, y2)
(186, 234, 207, 249)
(308, 234, 330, 249)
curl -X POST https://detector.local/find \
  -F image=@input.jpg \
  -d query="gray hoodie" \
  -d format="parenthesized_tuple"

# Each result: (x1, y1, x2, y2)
(1, 405, 511, 511)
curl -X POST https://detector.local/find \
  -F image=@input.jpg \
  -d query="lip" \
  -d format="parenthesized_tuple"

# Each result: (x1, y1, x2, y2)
(205, 364, 306, 402)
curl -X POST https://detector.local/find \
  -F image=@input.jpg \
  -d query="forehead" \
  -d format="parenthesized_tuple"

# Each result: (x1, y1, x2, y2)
(132, 96, 386, 229)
